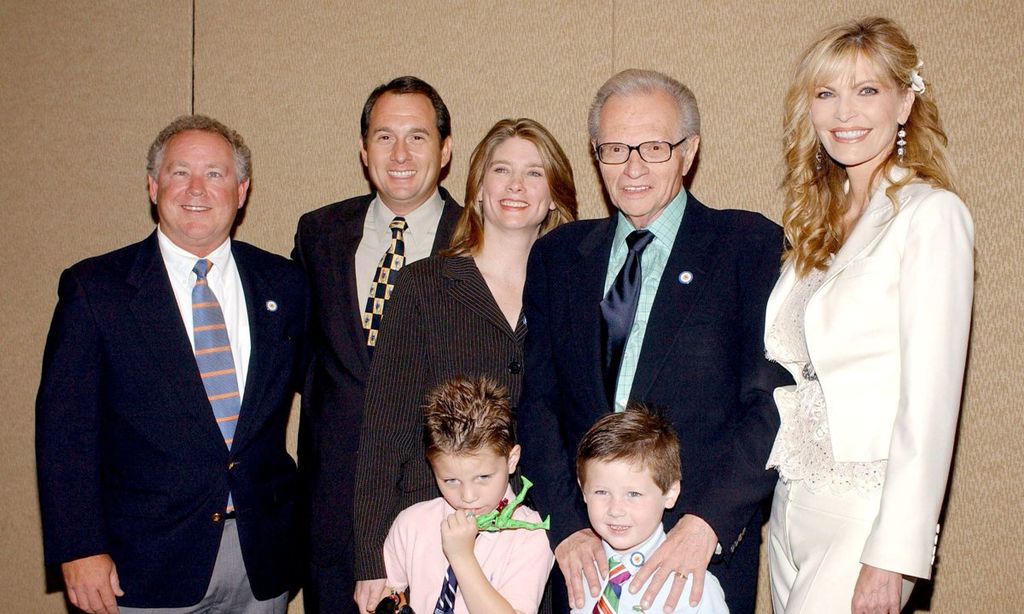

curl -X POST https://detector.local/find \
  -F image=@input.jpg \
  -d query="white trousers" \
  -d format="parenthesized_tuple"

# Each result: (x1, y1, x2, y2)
(768, 479, 915, 613)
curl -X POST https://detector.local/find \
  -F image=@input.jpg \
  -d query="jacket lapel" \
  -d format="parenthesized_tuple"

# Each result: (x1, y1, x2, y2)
(432, 187, 462, 253)
(631, 198, 716, 400)
(331, 199, 373, 373)
(574, 218, 618, 413)
(443, 257, 517, 338)
(231, 246, 283, 450)
(127, 233, 227, 452)
(823, 172, 909, 285)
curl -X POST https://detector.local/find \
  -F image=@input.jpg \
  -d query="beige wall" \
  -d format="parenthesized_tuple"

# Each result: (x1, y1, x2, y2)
(3, 1, 1021, 611)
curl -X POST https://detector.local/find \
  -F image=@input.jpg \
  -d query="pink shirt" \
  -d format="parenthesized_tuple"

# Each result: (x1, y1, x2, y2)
(383, 486, 554, 614)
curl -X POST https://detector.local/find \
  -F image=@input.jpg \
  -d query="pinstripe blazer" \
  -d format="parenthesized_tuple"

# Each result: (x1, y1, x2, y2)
(352, 255, 526, 578)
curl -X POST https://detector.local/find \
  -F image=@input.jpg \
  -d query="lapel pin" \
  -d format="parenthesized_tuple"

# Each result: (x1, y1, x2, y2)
(678, 271, 694, 284)
(265, 300, 278, 312)
(630, 551, 645, 567)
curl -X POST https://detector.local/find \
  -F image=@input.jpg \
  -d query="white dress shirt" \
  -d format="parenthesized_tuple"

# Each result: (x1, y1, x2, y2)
(354, 190, 445, 307)
(573, 524, 729, 614)
(157, 229, 251, 401)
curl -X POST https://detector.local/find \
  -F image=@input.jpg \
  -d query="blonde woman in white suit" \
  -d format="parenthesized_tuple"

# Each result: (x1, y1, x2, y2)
(764, 17, 974, 614)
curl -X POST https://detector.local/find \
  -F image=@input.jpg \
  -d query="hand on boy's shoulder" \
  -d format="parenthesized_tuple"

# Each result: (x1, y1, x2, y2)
(631, 515, 719, 612)
(554, 528, 606, 609)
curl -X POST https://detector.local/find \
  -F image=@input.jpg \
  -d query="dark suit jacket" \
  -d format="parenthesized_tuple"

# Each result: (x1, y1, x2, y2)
(35, 233, 308, 608)
(518, 195, 790, 612)
(352, 255, 527, 578)
(291, 189, 461, 567)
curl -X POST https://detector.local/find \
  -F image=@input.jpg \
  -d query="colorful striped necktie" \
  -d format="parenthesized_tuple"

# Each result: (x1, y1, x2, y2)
(594, 556, 631, 614)
(362, 216, 407, 348)
(192, 259, 241, 511)
(432, 564, 458, 614)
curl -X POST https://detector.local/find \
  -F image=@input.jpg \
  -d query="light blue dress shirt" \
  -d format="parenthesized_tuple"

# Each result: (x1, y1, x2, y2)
(603, 190, 688, 411)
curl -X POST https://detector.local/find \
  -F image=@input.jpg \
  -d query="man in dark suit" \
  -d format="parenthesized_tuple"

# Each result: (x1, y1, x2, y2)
(36, 115, 308, 613)
(291, 76, 461, 614)
(518, 69, 789, 614)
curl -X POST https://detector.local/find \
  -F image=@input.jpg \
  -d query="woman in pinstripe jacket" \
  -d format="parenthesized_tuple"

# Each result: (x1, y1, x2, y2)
(352, 118, 578, 605)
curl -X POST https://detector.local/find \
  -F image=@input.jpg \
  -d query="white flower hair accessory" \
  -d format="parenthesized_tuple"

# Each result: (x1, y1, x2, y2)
(909, 60, 926, 94)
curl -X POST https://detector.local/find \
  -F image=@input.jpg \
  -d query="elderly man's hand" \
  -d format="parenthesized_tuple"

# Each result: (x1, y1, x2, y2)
(629, 514, 717, 613)
(61, 554, 123, 614)
(554, 528, 606, 609)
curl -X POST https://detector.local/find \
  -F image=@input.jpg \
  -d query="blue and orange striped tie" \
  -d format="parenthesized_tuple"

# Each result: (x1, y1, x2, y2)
(192, 259, 240, 509)
(594, 556, 631, 614)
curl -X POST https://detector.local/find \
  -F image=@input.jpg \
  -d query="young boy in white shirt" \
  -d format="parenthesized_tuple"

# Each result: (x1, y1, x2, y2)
(573, 406, 729, 614)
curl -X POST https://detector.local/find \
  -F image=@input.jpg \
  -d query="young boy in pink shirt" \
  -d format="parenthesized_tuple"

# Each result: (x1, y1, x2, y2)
(380, 377, 553, 614)
(573, 406, 729, 614)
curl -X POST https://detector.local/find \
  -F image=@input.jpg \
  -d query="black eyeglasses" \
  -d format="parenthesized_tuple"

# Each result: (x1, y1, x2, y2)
(594, 137, 689, 164)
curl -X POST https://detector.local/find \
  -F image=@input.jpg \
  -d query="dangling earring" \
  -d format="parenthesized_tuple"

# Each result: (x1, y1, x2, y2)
(896, 124, 907, 164)
(815, 147, 823, 171)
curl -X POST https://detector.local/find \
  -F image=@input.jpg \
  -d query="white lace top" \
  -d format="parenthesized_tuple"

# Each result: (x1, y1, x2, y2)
(765, 268, 887, 493)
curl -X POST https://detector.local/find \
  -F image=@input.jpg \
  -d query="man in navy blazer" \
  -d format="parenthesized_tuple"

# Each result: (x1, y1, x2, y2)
(291, 76, 461, 614)
(519, 69, 789, 613)
(36, 116, 308, 613)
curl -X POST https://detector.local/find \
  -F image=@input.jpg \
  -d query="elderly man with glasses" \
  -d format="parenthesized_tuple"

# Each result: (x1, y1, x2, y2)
(518, 69, 790, 614)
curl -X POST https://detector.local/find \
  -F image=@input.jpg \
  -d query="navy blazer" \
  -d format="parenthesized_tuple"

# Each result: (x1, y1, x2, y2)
(518, 195, 790, 612)
(36, 233, 308, 608)
(291, 188, 461, 567)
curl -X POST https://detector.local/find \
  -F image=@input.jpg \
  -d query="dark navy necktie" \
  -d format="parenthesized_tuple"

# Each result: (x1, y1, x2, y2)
(433, 564, 458, 614)
(600, 229, 654, 407)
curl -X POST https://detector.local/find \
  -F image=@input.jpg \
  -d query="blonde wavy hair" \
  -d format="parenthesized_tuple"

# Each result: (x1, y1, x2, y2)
(782, 16, 958, 276)
(445, 118, 578, 257)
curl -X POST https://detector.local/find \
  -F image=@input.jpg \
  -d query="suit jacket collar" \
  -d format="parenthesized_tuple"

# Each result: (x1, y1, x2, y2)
(567, 194, 716, 411)
(442, 255, 524, 339)
(632, 196, 716, 400)
(572, 218, 619, 412)
(433, 186, 462, 253)
(325, 195, 375, 371)
(231, 241, 286, 451)
(126, 232, 286, 455)
(766, 168, 914, 337)
(327, 187, 462, 375)
(825, 168, 911, 284)
(128, 232, 232, 453)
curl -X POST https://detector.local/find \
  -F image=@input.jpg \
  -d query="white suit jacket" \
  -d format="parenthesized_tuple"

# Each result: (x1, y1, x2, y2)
(764, 171, 974, 579)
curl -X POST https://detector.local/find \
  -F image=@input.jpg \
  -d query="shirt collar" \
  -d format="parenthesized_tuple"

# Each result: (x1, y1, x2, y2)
(603, 523, 667, 572)
(613, 189, 688, 251)
(156, 227, 233, 285)
(370, 188, 445, 239)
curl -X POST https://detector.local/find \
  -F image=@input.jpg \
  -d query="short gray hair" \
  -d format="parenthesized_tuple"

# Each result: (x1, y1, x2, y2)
(588, 69, 701, 143)
(147, 114, 251, 182)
